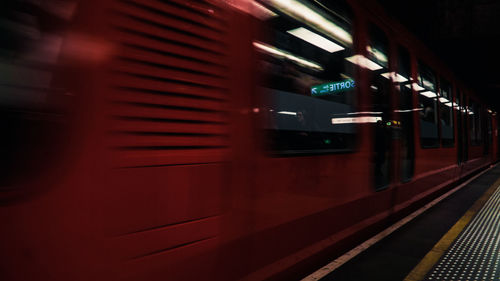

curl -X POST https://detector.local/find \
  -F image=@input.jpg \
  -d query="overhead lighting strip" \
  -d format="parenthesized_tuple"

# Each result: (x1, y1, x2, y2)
(345, 55, 382, 71)
(263, 0, 353, 46)
(287, 27, 345, 53)
(420, 91, 437, 98)
(381, 72, 408, 82)
(253, 41, 324, 71)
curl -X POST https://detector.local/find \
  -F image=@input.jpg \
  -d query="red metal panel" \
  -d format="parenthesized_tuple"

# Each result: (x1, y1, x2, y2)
(108, 73, 228, 100)
(110, 59, 226, 89)
(112, 2, 225, 44)
(109, 88, 227, 110)
(104, 1, 230, 278)
(109, 103, 227, 123)
(116, 45, 228, 78)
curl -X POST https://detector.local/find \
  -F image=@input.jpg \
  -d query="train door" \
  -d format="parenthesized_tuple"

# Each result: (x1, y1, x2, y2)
(396, 46, 414, 182)
(367, 24, 392, 190)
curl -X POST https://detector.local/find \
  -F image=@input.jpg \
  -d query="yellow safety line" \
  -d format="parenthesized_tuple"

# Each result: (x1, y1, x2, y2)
(403, 176, 500, 281)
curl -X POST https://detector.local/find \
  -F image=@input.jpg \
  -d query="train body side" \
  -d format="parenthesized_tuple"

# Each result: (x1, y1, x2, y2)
(0, 1, 498, 281)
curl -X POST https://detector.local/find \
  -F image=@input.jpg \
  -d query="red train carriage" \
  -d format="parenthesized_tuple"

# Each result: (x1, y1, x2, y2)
(0, 0, 497, 281)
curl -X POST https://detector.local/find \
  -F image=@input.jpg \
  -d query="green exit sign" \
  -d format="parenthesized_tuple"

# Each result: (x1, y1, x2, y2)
(311, 79, 355, 96)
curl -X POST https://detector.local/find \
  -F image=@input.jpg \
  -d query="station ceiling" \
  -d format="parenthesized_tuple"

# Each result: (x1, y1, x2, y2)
(377, 0, 500, 110)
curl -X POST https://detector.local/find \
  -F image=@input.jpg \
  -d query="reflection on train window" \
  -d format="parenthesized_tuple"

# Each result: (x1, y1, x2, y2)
(397, 46, 414, 182)
(0, 1, 76, 188)
(469, 102, 482, 146)
(368, 24, 390, 190)
(439, 79, 454, 147)
(460, 92, 469, 161)
(417, 61, 439, 148)
(455, 89, 466, 163)
(256, 0, 357, 153)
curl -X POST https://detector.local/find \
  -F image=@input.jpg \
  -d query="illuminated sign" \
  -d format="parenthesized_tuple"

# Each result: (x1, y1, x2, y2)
(311, 79, 355, 96)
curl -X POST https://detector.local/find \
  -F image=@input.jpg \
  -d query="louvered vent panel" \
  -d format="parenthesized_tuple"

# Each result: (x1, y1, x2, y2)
(107, 0, 230, 168)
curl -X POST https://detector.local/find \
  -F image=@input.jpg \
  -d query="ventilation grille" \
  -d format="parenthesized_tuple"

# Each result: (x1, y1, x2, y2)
(107, 0, 230, 168)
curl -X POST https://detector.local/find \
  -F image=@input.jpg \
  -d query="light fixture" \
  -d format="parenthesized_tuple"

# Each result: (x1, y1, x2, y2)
(422, 78, 434, 90)
(367, 46, 388, 66)
(420, 91, 437, 98)
(395, 108, 423, 113)
(411, 83, 425, 91)
(439, 97, 449, 103)
(345, 55, 383, 71)
(287, 27, 344, 53)
(331, 116, 382, 124)
(263, 0, 352, 46)
(253, 41, 324, 71)
(381, 72, 408, 82)
(346, 111, 383, 115)
(277, 111, 297, 116)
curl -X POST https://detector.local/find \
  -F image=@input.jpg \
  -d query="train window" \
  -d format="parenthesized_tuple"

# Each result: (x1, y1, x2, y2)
(368, 24, 391, 189)
(477, 105, 483, 144)
(439, 79, 454, 147)
(461, 92, 469, 160)
(397, 46, 414, 182)
(0, 1, 74, 189)
(485, 114, 492, 155)
(255, 0, 357, 154)
(417, 61, 439, 148)
(469, 102, 482, 146)
(456, 89, 463, 163)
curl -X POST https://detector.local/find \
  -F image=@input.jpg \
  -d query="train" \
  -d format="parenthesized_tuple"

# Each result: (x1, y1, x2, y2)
(0, 0, 498, 280)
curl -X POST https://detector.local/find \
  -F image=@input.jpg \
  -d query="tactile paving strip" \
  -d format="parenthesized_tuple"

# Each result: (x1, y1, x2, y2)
(424, 185, 500, 281)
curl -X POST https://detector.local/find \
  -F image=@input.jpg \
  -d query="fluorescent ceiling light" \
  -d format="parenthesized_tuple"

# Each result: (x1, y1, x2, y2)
(395, 108, 423, 113)
(331, 116, 381, 124)
(346, 55, 382, 71)
(381, 72, 408, 83)
(367, 46, 388, 66)
(422, 78, 434, 90)
(420, 91, 437, 98)
(287, 27, 344, 53)
(444, 102, 453, 107)
(408, 83, 425, 91)
(264, 0, 352, 46)
(253, 41, 324, 71)
(439, 97, 449, 103)
(277, 111, 297, 116)
(340, 73, 352, 79)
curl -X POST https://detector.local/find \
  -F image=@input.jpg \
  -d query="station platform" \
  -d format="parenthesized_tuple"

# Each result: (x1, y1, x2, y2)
(303, 164, 500, 281)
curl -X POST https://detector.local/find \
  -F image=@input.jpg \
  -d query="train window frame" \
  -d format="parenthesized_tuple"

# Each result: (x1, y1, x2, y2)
(417, 60, 440, 148)
(255, 0, 360, 156)
(439, 77, 454, 147)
